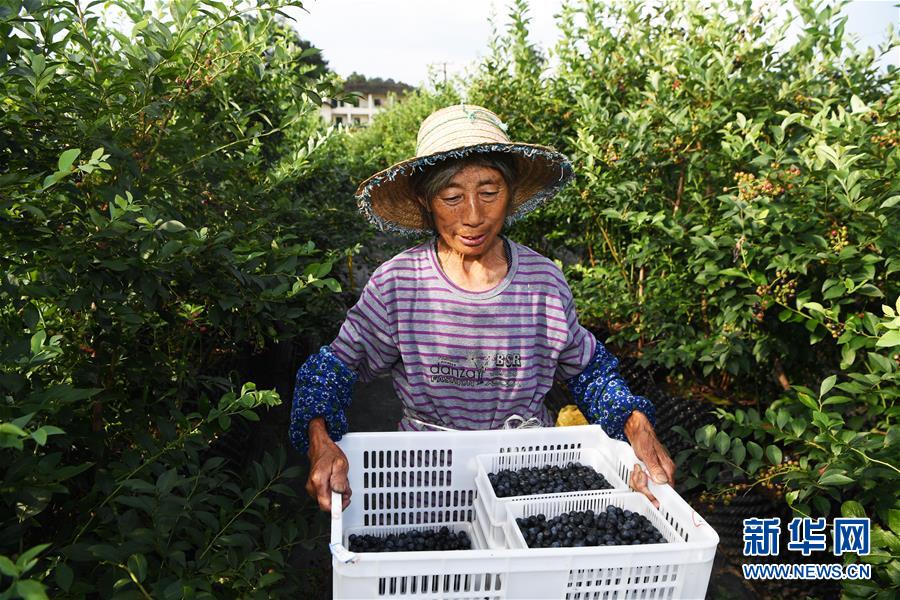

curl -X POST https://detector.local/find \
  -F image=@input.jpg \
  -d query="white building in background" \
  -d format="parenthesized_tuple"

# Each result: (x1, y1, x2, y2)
(320, 76, 414, 127)
(320, 92, 395, 127)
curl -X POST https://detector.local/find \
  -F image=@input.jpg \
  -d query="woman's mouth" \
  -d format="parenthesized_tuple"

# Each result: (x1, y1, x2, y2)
(459, 234, 486, 246)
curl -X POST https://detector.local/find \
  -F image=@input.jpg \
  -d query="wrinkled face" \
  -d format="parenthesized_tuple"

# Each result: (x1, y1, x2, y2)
(424, 165, 510, 259)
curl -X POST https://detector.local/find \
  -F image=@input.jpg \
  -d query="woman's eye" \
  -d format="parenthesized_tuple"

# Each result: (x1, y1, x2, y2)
(442, 195, 462, 203)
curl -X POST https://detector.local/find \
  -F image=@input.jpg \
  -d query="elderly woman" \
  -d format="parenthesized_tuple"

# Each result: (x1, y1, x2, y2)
(290, 105, 675, 512)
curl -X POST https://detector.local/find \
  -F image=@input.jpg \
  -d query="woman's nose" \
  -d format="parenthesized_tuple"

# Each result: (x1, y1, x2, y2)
(462, 195, 484, 225)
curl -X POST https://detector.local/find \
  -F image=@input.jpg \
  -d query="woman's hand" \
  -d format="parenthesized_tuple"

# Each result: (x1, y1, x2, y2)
(623, 410, 675, 509)
(306, 417, 352, 512)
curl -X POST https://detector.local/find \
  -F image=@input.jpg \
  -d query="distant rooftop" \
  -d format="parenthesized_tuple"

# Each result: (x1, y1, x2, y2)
(342, 72, 414, 96)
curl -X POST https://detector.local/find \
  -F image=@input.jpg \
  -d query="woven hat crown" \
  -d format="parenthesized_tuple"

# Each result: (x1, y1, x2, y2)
(415, 105, 511, 158)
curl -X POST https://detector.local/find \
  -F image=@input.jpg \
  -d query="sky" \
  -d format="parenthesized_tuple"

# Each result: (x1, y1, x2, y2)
(286, 0, 899, 87)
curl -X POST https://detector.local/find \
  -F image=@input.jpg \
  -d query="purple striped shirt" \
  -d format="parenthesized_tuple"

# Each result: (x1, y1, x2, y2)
(329, 237, 596, 432)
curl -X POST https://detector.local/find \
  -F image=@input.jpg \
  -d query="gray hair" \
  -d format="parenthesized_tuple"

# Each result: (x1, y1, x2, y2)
(410, 152, 518, 231)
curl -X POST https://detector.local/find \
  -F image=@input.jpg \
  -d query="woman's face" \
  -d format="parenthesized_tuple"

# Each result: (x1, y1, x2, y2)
(426, 165, 510, 259)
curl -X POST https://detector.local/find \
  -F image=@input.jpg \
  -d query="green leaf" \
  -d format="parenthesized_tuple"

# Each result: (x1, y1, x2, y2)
(30, 330, 46, 355)
(798, 392, 818, 410)
(888, 509, 900, 534)
(30, 428, 47, 446)
(159, 220, 187, 233)
(57, 148, 81, 172)
(696, 424, 715, 446)
(714, 431, 730, 455)
(850, 94, 870, 113)
(269, 483, 296, 497)
(731, 440, 746, 465)
(885, 427, 899, 448)
(156, 468, 178, 494)
(747, 441, 763, 460)
(819, 375, 837, 398)
(258, 571, 284, 587)
(786, 490, 799, 506)
(880, 195, 900, 209)
(819, 472, 853, 486)
(841, 500, 867, 518)
(0, 422, 27, 437)
(840, 344, 857, 369)
(776, 409, 790, 430)
(127, 553, 148, 583)
(121, 478, 156, 493)
(0, 556, 18, 577)
(802, 301, 825, 314)
(239, 409, 260, 421)
(14, 580, 48, 600)
(876, 330, 900, 347)
(811, 495, 830, 516)
(55, 562, 74, 592)
(16, 544, 50, 573)
(765, 445, 782, 465)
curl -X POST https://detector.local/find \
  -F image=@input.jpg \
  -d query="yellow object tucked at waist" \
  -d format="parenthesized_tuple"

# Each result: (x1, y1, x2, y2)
(556, 404, 588, 427)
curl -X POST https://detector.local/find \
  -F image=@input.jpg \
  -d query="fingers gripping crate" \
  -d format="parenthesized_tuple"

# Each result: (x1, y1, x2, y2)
(474, 448, 629, 548)
(331, 426, 718, 599)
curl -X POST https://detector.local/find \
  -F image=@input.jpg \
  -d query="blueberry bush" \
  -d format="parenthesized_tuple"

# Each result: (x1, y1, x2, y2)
(0, 0, 363, 597)
(464, 0, 898, 596)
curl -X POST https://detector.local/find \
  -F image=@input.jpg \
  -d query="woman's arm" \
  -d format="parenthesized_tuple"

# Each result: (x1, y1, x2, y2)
(564, 340, 675, 507)
(552, 277, 675, 507)
(564, 339, 656, 442)
(289, 276, 399, 511)
(288, 345, 358, 454)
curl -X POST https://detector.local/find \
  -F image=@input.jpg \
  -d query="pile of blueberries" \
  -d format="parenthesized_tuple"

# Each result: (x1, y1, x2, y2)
(516, 505, 667, 548)
(348, 526, 472, 553)
(487, 462, 612, 497)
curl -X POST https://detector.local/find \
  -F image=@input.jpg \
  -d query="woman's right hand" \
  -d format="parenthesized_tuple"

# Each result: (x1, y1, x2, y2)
(306, 417, 352, 512)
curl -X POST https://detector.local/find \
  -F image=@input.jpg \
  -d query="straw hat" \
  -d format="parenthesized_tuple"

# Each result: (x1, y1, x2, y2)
(355, 104, 574, 236)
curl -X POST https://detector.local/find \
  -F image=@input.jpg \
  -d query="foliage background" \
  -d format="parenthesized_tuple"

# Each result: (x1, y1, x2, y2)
(465, 0, 899, 596)
(1, 0, 897, 598)
(1, 0, 361, 597)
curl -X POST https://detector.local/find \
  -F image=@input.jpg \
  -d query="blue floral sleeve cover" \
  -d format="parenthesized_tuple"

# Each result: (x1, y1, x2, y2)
(288, 346, 357, 453)
(564, 339, 656, 441)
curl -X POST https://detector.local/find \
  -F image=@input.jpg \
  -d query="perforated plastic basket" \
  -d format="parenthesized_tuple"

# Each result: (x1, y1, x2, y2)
(473, 491, 508, 548)
(330, 425, 718, 600)
(502, 491, 682, 550)
(474, 447, 629, 547)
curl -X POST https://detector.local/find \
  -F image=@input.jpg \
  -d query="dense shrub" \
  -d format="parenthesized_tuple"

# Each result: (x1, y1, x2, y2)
(466, 0, 898, 596)
(0, 1, 362, 597)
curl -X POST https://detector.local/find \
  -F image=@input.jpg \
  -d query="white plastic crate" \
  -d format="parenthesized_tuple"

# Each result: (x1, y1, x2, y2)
(474, 447, 629, 546)
(473, 490, 508, 548)
(331, 425, 719, 600)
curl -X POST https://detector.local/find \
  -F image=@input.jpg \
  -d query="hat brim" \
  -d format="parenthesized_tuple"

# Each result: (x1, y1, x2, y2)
(355, 142, 575, 236)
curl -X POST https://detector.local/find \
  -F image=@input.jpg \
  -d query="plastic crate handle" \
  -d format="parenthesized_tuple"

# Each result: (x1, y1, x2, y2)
(329, 491, 358, 563)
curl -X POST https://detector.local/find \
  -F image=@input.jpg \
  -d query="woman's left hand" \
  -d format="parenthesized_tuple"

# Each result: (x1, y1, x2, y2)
(623, 410, 675, 509)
